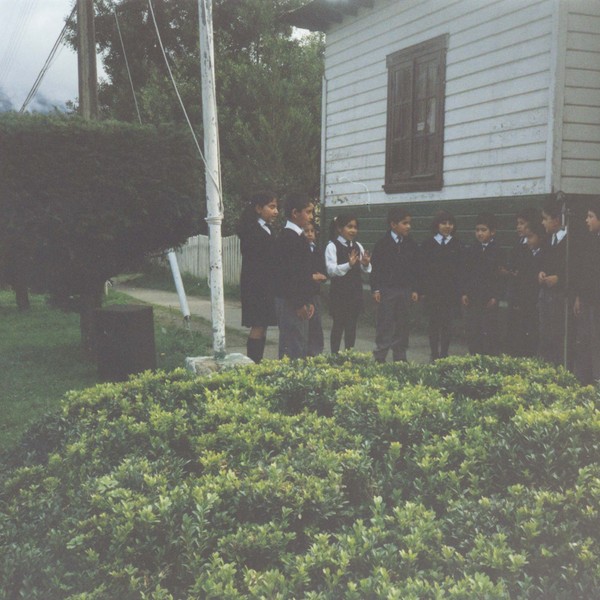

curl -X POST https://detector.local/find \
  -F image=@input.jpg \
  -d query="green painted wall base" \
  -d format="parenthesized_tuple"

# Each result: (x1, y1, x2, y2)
(321, 193, 599, 250)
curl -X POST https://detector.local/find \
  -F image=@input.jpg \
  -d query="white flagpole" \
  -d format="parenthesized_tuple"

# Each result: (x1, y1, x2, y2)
(198, 0, 226, 358)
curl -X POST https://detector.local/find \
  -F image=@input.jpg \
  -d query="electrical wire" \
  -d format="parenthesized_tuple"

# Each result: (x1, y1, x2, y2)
(19, 4, 77, 113)
(0, 0, 40, 87)
(0, 0, 37, 80)
(113, 5, 143, 124)
(146, 0, 223, 209)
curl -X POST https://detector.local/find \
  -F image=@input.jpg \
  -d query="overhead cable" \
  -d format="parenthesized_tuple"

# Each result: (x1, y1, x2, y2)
(19, 4, 77, 113)
(147, 0, 223, 207)
(113, 5, 143, 124)
(0, 0, 40, 87)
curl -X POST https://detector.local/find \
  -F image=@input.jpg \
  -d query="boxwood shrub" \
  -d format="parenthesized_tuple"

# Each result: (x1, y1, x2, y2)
(1, 354, 599, 598)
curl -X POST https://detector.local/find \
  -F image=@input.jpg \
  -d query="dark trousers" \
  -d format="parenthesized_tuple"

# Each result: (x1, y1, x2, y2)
(465, 302, 499, 356)
(574, 302, 600, 384)
(373, 287, 410, 362)
(330, 304, 361, 353)
(427, 303, 453, 359)
(307, 296, 324, 357)
(275, 297, 309, 359)
(505, 304, 539, 357)
(538, 288, 570, 368)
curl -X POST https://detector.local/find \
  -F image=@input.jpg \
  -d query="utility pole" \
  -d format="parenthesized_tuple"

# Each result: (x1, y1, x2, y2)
(77, 0, 98, 119)
(77, 0, 100, 353)
(198, 0, 226, 358)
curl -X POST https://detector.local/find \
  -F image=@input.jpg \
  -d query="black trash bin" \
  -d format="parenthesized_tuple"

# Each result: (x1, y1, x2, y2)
(95, 305, 157, 381)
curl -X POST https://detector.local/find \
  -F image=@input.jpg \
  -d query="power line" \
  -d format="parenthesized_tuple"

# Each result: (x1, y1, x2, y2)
(20, 4, 77, 113)
(0, 0, 40, 87)
(113, 5, 143, 124)
(147, 0, 222, 207)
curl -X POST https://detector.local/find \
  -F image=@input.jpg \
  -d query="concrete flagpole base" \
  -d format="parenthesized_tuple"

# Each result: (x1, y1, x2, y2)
(185, 353, 254, 376)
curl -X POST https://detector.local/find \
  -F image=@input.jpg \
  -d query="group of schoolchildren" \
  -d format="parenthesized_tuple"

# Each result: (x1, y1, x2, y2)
(238, 191, 600, 385)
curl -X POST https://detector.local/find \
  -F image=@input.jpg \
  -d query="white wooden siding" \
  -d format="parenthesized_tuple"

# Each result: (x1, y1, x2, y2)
(322, 0, 557, 207)
(561, 0, 600, 194)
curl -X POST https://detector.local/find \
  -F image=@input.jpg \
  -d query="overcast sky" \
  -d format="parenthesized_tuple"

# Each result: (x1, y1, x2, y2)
(0, 0, 80, 112)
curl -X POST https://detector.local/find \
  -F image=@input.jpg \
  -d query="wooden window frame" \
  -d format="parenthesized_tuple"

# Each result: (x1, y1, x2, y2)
(384, 34, 448, 194)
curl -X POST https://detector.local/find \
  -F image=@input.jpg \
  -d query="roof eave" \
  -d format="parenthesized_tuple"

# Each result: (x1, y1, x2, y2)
(280, 0, 375, 32)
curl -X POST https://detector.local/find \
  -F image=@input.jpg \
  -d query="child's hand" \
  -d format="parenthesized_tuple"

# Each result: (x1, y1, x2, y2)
(312, 272, 327, 282)
(461, 294, 469, 307)
(360, 250, 371, 266)
(544, 275, 558, 288)
(486, 298, 497, 309)
(296, 304, 314, 320)
(538, 271, 547, 285)
(348, 249, 359, 266)
(411, 292, 419, 303)
(372, 291, 381, 304)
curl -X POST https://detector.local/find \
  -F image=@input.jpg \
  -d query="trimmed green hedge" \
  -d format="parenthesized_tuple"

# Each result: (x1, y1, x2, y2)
(1, 355, 599, 598)
(0, 112, 202, 297)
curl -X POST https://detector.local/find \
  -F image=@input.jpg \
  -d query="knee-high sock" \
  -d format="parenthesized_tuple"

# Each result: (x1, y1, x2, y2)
(428, 319, 440, 358)
(247, 337, 266, 363)
(344, 321, 357, 349)
(440, 322, 451, 357)
(330, 319, 345, 353)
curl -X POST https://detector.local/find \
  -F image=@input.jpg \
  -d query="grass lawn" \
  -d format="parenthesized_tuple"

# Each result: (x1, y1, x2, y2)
(0, 288, 210, 452)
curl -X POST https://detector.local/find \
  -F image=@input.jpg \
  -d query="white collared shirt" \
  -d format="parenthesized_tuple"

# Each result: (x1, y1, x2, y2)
(553, 228, 567, 245)
(391, 231, 403, 244)
(285, 220, 304, 236)
(434, 233, 452, 245)
(325, 238, 371, 277)
(258, 218, 271, 234)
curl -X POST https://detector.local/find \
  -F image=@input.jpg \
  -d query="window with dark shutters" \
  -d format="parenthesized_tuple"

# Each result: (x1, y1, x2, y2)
(384, 35, 448, 193)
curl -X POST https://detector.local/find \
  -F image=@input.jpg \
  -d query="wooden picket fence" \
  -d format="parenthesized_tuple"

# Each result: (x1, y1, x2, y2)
(174, 234, 242, 286)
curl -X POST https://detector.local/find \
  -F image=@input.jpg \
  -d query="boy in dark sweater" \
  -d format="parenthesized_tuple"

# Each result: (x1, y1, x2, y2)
(573, 201, 600, 384)
(273, 193, 316, 359)
(503, 207, 540, 356)
(461, 213, 505, 355)
(538, 198, 570, 367)
(304, 222, 327, 356)
(370, 206, 419, 362)
(512, 220, 546, 357)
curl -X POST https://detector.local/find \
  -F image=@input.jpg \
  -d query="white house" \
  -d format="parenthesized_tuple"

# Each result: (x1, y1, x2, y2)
(285, 0, 600, 241)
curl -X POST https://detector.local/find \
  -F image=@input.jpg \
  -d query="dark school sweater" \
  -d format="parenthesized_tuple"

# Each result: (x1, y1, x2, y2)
(460, 239, 505, 305)
(370, 231, 419, 293)
(273, 227, 314, 309)
(573, 232, 600, 304)
(539, 234, 567, 292)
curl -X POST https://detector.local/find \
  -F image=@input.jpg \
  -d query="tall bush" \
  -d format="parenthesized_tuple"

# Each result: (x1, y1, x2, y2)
(1, 355, 599, 598)
(0, 112, 202, 345)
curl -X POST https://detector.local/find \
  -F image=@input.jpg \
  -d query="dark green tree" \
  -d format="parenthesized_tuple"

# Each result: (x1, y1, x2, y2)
(75, 0, 324, 230)
(0, 112, 202, 350)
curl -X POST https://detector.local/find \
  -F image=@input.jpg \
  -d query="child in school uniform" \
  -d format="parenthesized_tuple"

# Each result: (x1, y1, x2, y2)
(325, 214, 371, 353)
(461, 212, 505, 356)
(503, 207, 541, 356)
(273, 193, 316, 359)
(237, 191, 279, 363)
(537, 199, 571, 367)
(511, 220, 546, 357)
(419, 210, 462, 361)
(573, 201, 600, 384)
(370, 206, 419, 363)
(304, 222, 327, 356)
